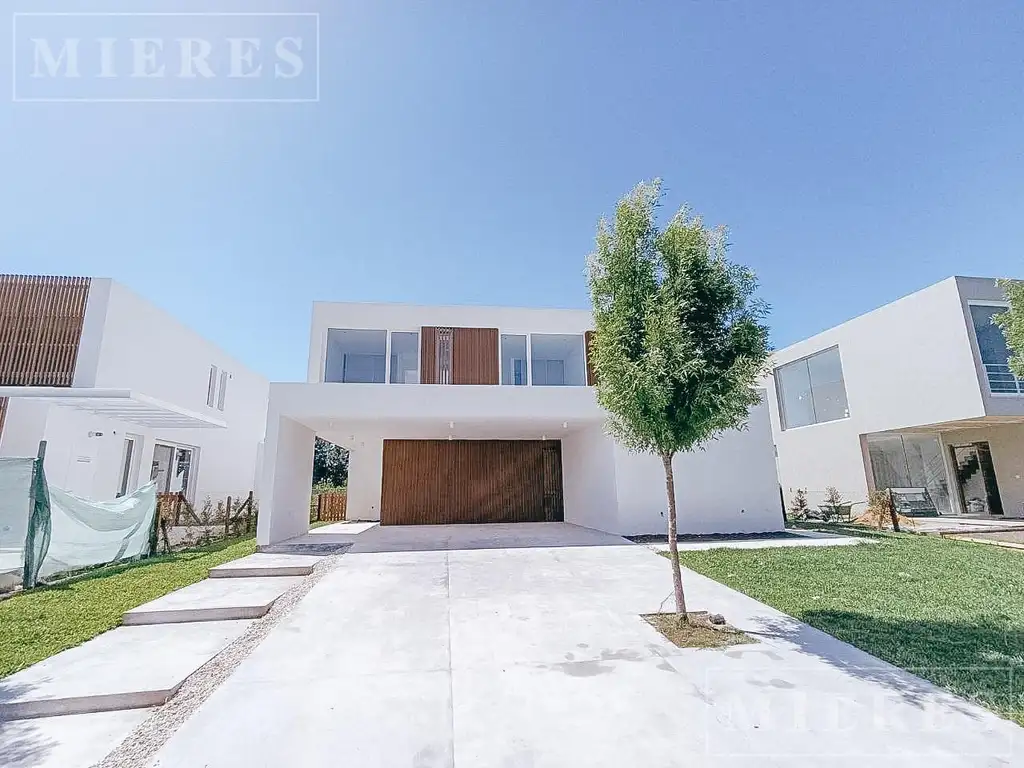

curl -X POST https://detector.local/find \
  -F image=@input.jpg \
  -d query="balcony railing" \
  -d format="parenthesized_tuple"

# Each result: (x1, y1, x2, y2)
(985, 363, 1024, 395)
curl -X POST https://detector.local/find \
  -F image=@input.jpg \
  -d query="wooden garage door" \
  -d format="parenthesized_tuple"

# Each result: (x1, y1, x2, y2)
(381, 439, 564, 525)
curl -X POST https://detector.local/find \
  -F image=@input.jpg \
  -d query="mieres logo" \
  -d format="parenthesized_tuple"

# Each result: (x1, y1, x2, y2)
(13, 12, 319, 102)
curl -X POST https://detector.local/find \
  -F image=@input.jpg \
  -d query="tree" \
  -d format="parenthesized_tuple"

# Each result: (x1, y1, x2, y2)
(994, 278, 1024, 379)
(312, 438, 349, 487)
(788, 488, 810, 520)
(586, 180, 770, 623)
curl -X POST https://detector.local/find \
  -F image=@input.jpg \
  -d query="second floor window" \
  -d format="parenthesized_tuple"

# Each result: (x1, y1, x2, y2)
(530, 333, 586, 386)
(970, 304, 1022, 394)
(775, 346, 850, 429)
(501, 334, 527, 385)
(325, 328, 387, 383)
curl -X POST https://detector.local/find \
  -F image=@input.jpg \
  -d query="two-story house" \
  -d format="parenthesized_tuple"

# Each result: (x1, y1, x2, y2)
(256, 301, 783, 545)
(0, 275, 269, 504)
(765, 276, 1024, 518)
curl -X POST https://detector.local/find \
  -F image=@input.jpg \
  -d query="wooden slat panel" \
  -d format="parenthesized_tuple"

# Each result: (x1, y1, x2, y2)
(380, 439, 564, 525)
(317, 490, 348, 521)
(419, 326, 438, 384)
(584, 330, 597, 386)
(0, 274, 91, 387)
(452, 327, 499, 385)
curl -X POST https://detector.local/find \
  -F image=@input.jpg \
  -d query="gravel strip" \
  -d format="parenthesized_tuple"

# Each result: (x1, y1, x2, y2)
(94, 553, 345, 768)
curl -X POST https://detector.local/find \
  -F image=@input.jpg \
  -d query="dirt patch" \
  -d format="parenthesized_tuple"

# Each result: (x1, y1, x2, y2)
(642, 612, 756, 649)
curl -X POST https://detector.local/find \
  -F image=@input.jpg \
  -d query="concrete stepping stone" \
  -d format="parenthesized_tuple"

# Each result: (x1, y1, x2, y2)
(0, 621, 251, 720)
(0, 708, 152, 767)
(209, 553, 322, 579)
(122, 577, 304, 625)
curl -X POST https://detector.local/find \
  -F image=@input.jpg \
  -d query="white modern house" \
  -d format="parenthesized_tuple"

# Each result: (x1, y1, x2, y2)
(0, 275, 269, 505)
(765, 276, 1024, 518)
(257, 301, 783, 545)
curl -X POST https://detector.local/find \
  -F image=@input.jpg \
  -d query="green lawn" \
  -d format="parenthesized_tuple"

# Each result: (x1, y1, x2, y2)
(677, 528, 1024, 725)
(0, 535, 257, 679)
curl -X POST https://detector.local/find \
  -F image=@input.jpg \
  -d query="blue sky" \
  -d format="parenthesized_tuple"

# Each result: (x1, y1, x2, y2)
(2, 1, 1022, 380)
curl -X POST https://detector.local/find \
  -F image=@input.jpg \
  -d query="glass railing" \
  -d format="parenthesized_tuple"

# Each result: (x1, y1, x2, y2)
(985, 363, 1024, 394)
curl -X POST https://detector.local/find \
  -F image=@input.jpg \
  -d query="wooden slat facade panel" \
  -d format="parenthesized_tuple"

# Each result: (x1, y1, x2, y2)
(584, 330, 597, 386)
(419, 326, 438, 384)
(380, 439, 564, 525)
(0, 274, 91, 387)
(452, 327, 499, 385)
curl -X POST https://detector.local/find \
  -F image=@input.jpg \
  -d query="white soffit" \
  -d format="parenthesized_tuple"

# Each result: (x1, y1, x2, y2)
(0, 387, 227, 429)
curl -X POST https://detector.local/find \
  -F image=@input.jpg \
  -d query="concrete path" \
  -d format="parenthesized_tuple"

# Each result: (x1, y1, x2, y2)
(146, 522, 1023, 767)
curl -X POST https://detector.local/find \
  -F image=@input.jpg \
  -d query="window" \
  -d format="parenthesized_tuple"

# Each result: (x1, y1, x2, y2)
(151, 443, 197, 500)
(970, 304, 1023, 394)
(774, 346, 849, 429)
(206, 365, 218, 407)
(217, 370, 228, 411)
(530, 334, 586, 386)
(389, 332, 420, 384)
(500, 334, 527, 385)
(866, 434, 951, 515)
(324, 329, 387, 383)
(117, 436, 139, 498)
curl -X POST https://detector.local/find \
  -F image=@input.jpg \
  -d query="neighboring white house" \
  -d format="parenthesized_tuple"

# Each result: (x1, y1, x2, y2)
(765, 276, 1024, 519)
(257, 301, 783, 545)
(0, 276, 269, 505)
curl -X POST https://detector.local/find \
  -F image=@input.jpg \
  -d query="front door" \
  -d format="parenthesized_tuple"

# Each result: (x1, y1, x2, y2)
(950, 442, 1004, 515)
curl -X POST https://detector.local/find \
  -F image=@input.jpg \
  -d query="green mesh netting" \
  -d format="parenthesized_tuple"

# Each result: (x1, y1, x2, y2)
(0, 457, 51, 589)
(0, 457, 158, 588)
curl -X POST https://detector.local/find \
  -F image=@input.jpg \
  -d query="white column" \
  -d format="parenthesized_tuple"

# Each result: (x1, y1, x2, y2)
(346, 437, 383, 521)
(257, 412, 316, 545)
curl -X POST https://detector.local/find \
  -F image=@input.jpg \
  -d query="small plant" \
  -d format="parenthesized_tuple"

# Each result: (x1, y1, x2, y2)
(820, 486, 848, 522)
(788, 488, 811, 520)
(855, 488, 915, 532)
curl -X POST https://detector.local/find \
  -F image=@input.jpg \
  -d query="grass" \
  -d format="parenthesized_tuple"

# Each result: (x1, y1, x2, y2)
(676, 528, 1024, 725)
(0, 535, 256, 679)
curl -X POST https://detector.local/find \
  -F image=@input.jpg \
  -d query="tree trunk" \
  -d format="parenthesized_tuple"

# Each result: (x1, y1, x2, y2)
(662, 453, 689, 623)
(887, 489, 901, 533)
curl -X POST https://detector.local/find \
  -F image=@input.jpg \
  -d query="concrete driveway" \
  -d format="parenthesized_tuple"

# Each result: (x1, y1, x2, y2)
(150, 523, 1022, 767)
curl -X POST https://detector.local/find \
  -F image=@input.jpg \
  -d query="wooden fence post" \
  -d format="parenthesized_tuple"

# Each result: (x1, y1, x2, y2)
(224, 495, 232, 538)
(246, 490, 254, 533)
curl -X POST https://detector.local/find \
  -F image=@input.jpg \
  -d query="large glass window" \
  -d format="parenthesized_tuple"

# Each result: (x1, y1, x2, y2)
(530, 334, 586, 386)
(774, 346, 849, 429)
(866, 434, 951, 515)
(324, 329, 386, 383)
(970, 304, 1022, 394)
(389, 332, 420, 384)
(501, 334, 527, 386)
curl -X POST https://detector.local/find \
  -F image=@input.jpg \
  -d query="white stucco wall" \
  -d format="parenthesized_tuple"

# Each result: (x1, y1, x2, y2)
(766, 277, 993, 510)
(561, 426, 619, 533)
(257, 415, 315, 545)
(612, 399, 783, 535)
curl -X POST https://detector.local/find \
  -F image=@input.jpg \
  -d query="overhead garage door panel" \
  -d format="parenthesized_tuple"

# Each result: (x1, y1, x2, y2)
(381, 439, 563, 525)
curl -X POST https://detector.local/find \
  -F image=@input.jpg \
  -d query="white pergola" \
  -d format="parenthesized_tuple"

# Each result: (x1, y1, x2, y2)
(0, 387, 227, 430)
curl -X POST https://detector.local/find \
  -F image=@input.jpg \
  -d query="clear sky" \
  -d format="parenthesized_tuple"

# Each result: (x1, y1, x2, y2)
(2, 1, 1022, 381)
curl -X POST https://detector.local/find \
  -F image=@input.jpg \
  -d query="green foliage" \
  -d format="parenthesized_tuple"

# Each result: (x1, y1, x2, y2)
(313, 437, 349, 487)
(819, 485, 848, 522)
(788, 488, 810, 520)
(994, 278, 1024, 379)
(586, 180, 771, 458)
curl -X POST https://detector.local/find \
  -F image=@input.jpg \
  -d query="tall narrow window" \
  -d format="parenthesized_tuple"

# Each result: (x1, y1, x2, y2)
(217, 370, 228, 411)
(206, 366, 218, 407)
(389, 332, 420, 383)
(970, 304, 1023, 394)
(501, 334, 527, 386)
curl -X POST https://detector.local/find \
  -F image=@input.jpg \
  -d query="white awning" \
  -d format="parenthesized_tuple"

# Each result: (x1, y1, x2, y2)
(0, 387, 227, 429)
